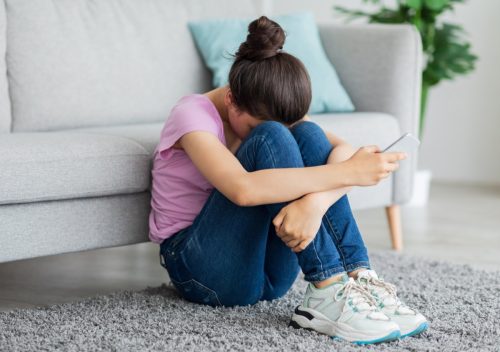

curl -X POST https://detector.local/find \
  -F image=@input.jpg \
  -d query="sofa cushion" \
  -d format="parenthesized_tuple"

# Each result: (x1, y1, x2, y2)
(5, 0, 257, 132)
(0, 0, 11, 133)
(0, 132, 151, 205)
(4, 112, 398, 207)
(310, 112, 401, 149)
(62, 122, 165, 157)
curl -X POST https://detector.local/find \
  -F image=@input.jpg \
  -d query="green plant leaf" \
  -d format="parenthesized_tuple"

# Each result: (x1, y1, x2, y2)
(412, 16, 425, 32)
(424, 0, 448, 11)
(370, 8, 407, 23)
(406, 0, 423, 9)
(424, 21, 478, 86)
(333, 0, 478, 140)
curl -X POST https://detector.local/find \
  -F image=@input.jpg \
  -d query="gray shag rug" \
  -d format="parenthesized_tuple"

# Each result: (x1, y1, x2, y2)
(1, 251, 499, 352)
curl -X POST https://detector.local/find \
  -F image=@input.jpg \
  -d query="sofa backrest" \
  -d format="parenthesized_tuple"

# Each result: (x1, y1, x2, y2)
(5, 0, 257, 132)
(0, 0, 11, 133)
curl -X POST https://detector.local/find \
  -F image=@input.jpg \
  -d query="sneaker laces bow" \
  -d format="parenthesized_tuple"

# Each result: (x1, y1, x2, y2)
(364, 276, 415, 315)
(335, 278, 378, 313)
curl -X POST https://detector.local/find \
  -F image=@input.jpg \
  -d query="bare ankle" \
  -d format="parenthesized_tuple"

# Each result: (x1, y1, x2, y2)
(313, 273, 344, 288)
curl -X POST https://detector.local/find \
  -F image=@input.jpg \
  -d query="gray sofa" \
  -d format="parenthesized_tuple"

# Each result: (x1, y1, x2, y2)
(0, 0, 422, 263)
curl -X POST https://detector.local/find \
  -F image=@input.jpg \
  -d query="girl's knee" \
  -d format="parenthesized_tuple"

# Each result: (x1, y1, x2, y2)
(237, 120, 304, 169)
(252, 120, 292, 139)
(289, 121, 332, 166)
(290, 121, 326, 137)
(290, 120, 328, 144)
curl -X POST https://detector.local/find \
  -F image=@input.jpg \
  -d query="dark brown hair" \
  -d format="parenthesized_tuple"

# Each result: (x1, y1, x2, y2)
(228, 16, 312, 125)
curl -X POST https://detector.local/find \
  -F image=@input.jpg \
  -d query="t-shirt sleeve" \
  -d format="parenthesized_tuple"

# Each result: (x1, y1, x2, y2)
(156, 103, 221, 161)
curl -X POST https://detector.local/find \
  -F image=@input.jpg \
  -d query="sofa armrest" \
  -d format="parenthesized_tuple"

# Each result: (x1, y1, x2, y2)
(318, 22, 423, 204)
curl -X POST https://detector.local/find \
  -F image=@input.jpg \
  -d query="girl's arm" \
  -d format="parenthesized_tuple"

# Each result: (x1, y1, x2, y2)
(296, 141, 357, 213)
(180, 130, 406, 207)
(298, 123, 359, 213)
(288, 115, 358, 212)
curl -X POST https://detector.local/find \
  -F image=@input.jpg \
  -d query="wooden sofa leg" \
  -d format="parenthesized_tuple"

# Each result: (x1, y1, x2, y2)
(385, 204, 403, 251)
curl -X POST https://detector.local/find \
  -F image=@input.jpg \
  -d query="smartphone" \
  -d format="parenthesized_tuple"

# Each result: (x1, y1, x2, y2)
(382, 132, 420, 154)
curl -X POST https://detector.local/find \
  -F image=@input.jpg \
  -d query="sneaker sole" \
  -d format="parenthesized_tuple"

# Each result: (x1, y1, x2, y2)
(401, 322, 429, 338)
(289, 305, 401, 345)
(351, 330, 401, 345)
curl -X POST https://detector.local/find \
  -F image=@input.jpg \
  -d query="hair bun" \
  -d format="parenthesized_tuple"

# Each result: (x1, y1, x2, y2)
(235, 16, 285, 61)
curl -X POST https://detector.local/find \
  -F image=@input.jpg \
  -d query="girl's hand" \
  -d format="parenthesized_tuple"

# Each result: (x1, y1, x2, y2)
(343, 145, 407, 186)
(272, 196, 324, 253)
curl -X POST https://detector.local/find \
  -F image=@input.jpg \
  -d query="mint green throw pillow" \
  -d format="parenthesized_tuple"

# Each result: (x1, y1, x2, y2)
(188, 12, 355, 114)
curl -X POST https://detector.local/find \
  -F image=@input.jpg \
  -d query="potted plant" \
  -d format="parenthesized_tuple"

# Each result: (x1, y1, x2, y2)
(335, 0, 478, 206)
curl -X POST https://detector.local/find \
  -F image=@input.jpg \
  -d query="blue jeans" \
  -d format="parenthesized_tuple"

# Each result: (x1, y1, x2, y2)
(159, 120, 371, 307)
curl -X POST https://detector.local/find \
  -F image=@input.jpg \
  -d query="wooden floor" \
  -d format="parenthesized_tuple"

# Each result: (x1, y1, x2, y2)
(1, 181, 499, 312)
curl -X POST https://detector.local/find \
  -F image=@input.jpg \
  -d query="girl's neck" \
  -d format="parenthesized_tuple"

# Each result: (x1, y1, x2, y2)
(204, 86, 229, 124)
(203, 86, 242, 152)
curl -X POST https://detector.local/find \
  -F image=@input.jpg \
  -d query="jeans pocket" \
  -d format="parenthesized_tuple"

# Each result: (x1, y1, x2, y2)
(160, 227, 191, 262)
(170, 278, 222, 307)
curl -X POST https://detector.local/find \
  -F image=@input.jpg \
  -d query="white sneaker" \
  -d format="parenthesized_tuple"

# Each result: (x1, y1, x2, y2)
(356, 269, 429, 338)
(289, 274, 400, 345)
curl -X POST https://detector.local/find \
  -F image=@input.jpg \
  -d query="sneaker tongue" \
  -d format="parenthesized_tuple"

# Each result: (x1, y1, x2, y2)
(357, 269, 378, 280)
(328, 274, 350, 291)
(340, 273, 350, 283)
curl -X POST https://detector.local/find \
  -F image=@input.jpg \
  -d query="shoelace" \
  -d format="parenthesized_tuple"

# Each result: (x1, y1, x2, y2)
(362, 276, 415, 313)
(334, 278, 378, 312)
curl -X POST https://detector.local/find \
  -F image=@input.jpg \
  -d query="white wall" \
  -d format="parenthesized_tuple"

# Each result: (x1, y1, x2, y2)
(268, 0, 500, 185)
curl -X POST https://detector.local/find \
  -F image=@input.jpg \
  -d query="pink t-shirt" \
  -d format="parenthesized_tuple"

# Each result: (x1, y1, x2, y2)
(148, 94, 226, 244)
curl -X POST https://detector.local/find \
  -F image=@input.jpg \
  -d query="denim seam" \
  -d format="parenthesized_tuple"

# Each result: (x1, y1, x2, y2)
(311, 238, 324, 274)
(259, 278, 266, 300)
(291, 126, 311, 165)
(162, 228, 193, 261)
(241, 138, 254, 170)
(304, 266, 346, 282)
(191, 279, 223, 306)
(345, 261, 371, 272)
(178, 235, 195, 259)
(299, 145, 309, 166)
(178, 188, 223, 260)
(260, 136, 278, 168)
(170, 278, 223, 307)
(290, 121, 332, 167)
(241, 135, 277, 170)
(324, 216, 347, 269)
